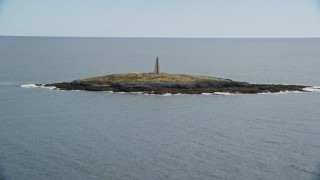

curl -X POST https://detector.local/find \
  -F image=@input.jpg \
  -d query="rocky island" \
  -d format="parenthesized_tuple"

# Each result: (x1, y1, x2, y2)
(46, 72, 308, 94)
(45, 58, 310, 94)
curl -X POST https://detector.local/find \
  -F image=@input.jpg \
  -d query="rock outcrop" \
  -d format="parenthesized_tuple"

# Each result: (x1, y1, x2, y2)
(45, 73, 307, 94)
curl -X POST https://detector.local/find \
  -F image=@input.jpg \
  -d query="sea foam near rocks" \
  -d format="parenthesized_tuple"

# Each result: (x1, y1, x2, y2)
(21, 84, 57, 90)
(214, 92, 235, 95)
(303, 86, 320, 92)
(21, 83, 38, 88)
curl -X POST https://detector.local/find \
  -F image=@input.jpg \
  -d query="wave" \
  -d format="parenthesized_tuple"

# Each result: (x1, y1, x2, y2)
(20, 83, 57, 90)
(303, 86, 320, 92)
(258, 91, 302, 95)
(129, 92, 144, 95)
(202, 93, 214, 95)
(20, 83, 38, 88)
(162, 93, 173, 96)
(214, 92, 235, 95)
(113, 91, 126, 94)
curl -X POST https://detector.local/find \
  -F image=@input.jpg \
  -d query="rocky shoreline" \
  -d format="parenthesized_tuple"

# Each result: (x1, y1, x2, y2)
(46, 81, 308, 94)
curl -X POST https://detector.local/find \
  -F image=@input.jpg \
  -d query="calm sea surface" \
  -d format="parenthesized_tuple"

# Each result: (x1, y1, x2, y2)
(0, 37, 320, 180)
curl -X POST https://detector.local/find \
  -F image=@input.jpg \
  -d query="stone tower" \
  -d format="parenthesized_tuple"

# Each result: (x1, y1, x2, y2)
(154, 57, 160, 74)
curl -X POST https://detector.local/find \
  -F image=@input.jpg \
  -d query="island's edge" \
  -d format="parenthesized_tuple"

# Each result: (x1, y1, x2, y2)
(45, 81, 309, 94)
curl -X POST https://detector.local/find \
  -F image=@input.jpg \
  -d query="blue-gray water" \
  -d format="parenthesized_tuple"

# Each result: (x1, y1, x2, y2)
(1, 37, 320, 180)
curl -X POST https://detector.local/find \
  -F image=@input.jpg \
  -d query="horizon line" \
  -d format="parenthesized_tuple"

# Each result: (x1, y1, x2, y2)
(1, 35, 320, 39)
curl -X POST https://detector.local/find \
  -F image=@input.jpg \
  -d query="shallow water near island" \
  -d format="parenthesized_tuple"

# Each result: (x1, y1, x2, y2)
(1, 37, 320, 180)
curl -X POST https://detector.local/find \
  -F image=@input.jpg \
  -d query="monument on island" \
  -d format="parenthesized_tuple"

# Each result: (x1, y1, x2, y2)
(154, 57, 160, 74)
(45, 55, 311, 94)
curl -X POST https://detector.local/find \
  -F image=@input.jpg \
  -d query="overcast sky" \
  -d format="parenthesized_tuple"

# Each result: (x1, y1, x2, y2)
(0, 0, 320, 37)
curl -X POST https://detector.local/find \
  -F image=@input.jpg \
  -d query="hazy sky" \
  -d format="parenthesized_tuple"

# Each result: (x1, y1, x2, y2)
(0, 0, 320, 37)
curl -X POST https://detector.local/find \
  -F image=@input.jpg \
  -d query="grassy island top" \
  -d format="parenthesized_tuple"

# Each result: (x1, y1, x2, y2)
(75, 72, 231, 83)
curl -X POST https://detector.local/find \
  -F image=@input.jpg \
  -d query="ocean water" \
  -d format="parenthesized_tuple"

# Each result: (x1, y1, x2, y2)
(0, 37, 320, 180)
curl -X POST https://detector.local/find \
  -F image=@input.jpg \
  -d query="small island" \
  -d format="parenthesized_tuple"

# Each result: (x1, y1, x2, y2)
(46, 73, 307, 94)
(46, 58, 309, 94)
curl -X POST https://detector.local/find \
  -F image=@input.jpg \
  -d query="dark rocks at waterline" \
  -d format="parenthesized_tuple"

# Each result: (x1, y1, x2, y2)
(45, 81, 308, 94)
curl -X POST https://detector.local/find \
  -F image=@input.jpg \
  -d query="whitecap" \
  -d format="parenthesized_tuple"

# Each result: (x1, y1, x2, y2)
(274, 91, 290, 94)
(202, 93, 213, 95)
(303, 86, 320, 92)
(20, 84, 38, 88)
(175, 93, 186, 95)
(214, 92, 235, 95)
(275, 91, 301, 94)
(21, 83, 57, 90)
(258, 92, 271, 95)
(162, 93, 172, 96)
(114, 91, 126, 94)
(258, 90, 302, 95)
(130, 92, 144, 95)
(39, 84, 57, 90)
(290, 91, 302, 93)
